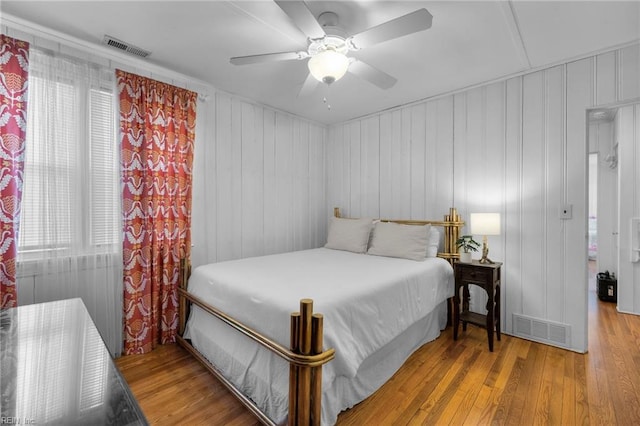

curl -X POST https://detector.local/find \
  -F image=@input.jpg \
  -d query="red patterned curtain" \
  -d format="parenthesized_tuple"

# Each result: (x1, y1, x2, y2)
(117, 70, 197, 354)
(0, 36, 29, 309)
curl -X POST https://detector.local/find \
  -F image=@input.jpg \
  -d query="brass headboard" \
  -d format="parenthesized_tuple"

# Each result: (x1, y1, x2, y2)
(333, 207, 464, 265)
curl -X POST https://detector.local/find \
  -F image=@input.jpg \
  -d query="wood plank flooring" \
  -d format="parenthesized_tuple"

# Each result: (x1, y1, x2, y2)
(117, 287, 640, 425)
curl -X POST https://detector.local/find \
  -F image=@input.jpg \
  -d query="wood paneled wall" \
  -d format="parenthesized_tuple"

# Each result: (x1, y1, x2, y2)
(191, 93, 327, 268)
(327, 97, 455, 222)
(327, 44, 640, 352)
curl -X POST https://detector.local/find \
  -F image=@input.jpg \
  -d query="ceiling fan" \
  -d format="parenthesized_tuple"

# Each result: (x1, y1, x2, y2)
(230, 1, 433, 96)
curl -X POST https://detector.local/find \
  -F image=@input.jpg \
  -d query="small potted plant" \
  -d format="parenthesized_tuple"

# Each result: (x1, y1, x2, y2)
(456, 235, 480, 263)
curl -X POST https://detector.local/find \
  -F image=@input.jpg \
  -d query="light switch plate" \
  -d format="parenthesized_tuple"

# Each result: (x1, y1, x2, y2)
(559, 204, 572, 219)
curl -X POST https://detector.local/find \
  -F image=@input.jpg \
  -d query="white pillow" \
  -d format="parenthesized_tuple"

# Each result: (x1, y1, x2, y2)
(367, 222, 431, 261)
(325, 217, 373, 253)
(427, 227, 440, 257)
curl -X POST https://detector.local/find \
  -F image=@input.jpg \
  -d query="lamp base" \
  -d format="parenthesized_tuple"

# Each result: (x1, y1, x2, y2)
(479, 239, 495, 264)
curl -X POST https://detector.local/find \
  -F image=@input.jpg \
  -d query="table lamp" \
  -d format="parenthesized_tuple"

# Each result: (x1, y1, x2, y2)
(470, 213, 500, 264)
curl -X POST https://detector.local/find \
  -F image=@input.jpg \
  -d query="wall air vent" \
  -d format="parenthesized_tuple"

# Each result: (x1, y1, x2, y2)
(512, 313, 571, 350)
(103, 35, 151, 58)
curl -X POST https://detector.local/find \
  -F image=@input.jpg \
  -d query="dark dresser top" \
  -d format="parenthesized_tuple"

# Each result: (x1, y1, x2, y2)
(1, 298, 147, 425)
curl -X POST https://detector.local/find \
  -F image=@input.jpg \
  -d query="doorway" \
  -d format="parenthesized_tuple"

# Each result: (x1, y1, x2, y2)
(587, 100, 640, 321)
(588, 108, 618, 288)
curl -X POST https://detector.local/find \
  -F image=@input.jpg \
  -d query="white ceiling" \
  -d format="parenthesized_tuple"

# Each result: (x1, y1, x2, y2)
(2, 1, 639, 124)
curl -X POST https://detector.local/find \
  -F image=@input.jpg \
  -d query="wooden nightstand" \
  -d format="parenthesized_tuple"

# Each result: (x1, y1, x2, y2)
(453, 260, 502, 352)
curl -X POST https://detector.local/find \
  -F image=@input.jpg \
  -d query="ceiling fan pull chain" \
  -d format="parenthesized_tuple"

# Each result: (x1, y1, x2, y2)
(323, 85, 331, 111)
(323, 96, 331, 111)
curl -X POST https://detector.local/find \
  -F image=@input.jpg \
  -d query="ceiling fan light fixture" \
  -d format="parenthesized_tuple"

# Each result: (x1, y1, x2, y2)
(308, 49, 349, 85)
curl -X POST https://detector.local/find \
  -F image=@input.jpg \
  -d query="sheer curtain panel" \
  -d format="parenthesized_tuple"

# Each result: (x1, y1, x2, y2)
(117, 70, 197, 355)
(0, 35, 29, 309)
(18, 48, 122, 355)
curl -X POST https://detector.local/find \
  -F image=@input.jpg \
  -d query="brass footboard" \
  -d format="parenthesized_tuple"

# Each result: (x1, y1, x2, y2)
(177, 258, 334, 426)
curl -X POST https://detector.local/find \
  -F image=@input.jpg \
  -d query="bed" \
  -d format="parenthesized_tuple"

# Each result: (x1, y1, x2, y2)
(177, 208, 464, 426)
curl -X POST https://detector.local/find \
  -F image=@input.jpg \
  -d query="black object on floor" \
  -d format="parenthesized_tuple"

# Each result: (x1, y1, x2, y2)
(597, 271, 617, 303)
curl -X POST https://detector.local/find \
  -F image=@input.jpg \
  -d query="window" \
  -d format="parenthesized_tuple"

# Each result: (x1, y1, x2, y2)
(89, 88, 120, 247)
(18, 50, 119, 256)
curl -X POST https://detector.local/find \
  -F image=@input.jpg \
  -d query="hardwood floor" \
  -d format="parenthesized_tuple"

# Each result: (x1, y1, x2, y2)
(117, 288, 640, 425)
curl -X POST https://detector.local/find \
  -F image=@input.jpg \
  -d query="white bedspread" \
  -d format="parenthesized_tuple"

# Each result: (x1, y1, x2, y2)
(185, 248, 453, 424)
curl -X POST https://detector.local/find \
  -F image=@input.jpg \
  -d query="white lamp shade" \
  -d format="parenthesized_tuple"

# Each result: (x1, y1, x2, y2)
(470, 213, 501, 235)
(308, 50, 349, 84)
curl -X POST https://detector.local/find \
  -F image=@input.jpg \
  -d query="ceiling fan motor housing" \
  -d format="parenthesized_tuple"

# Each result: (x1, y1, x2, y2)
(309, 12, 348, 56)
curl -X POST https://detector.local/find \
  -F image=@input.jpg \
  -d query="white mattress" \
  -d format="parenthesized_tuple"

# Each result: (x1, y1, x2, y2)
(185, 248, 454, 425)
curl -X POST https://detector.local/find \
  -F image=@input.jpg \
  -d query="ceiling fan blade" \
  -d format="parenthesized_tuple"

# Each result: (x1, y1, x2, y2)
(298, 73, 318, 97)
(230, 51, 305, 65)
(348, 9, 433, 49)
(348, 60, 397, 90)
(275, 0, 325, 39)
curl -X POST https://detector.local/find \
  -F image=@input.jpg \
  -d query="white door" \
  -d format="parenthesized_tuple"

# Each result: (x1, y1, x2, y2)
(616, 104, 640, 314)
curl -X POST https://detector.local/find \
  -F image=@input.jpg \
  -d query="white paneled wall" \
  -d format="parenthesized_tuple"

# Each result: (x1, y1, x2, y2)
(521, 65, 566, 323)
(327, 96, 454, 221)
(326, 44, 640, 352)
(191, 93, 327, 268)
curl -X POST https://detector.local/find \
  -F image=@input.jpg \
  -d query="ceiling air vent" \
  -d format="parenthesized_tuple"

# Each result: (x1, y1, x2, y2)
(103, 35, 150, 58)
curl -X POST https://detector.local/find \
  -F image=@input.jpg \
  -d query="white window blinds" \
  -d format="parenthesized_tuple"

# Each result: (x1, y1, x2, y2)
(20, 79, 78, 249)
(89, 88, 119, 247)
(18, 50, 120, 255)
